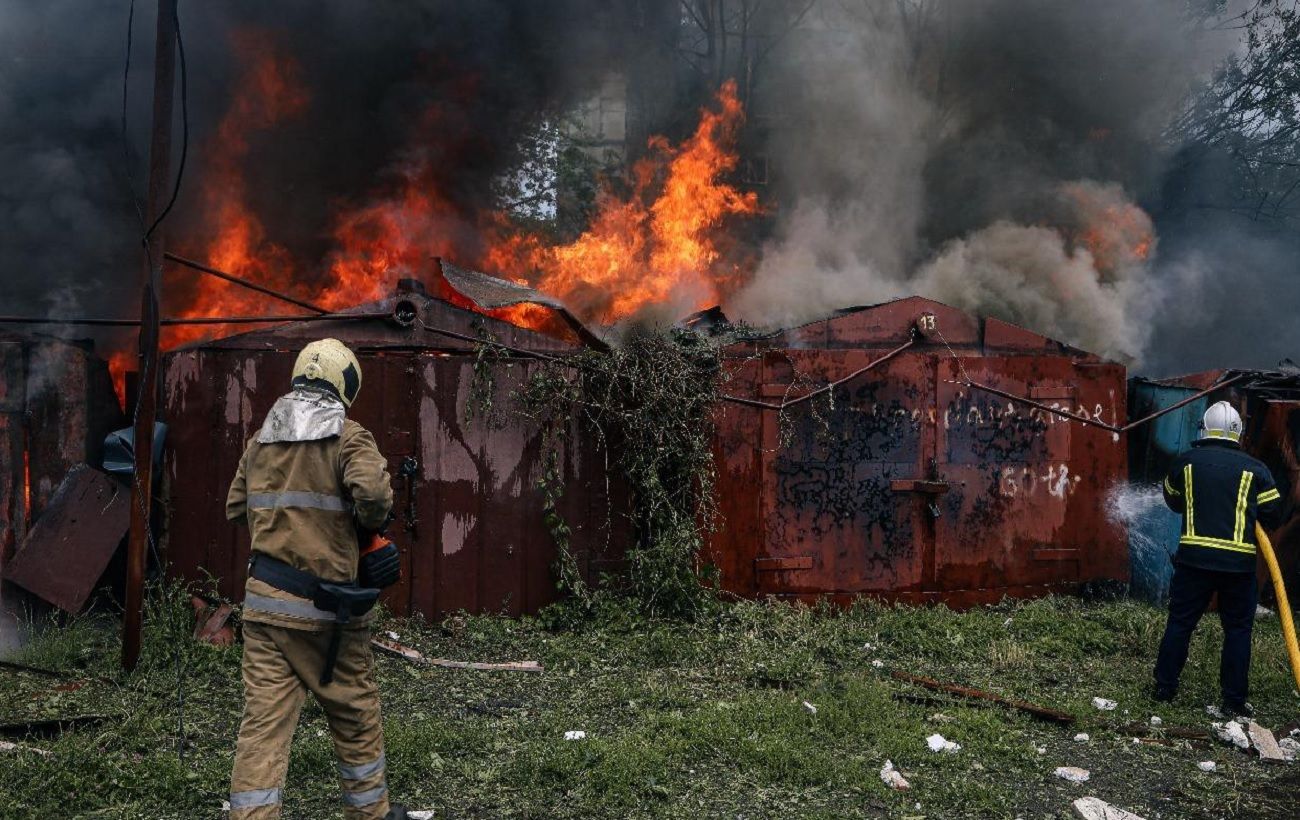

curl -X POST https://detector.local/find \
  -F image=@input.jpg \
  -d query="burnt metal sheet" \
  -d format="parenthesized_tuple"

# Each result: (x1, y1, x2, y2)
(712, 297, 1129, 608)
(3, 464, 130, 613)
(0, 335, 123, 576)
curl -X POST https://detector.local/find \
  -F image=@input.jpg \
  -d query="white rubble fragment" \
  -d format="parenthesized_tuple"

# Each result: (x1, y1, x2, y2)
(862, 642, 876, 651)
(1072, 796, 1148, 820)
(1278, 737, 1298, 761)
(1054, 766, 1091, 783)
(1036, 746, 1047, 755)
(1197, 760, 1217, 772)
(221, 799, 231, 813)
(802, 701, 818, 715)
(879, 759, 911, 791)
(1073, 733, 1090, 743)
(1149, 715, 1162, 726)
(1211, 720, 1250, 750)
(0, 740, 51, 758)
(926, 733, 961, 753)
(385, 630, 400, 640)
(1091, 697, 1117, 711)
(871, 659, 884, 669)
(563, 730, 586, 741)
(1205, 704, 1225, 719)
(409, 811, 437, 820)
(1256, 605, 1273, 617)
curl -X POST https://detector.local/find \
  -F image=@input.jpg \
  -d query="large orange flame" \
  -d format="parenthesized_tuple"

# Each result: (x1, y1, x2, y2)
(486, 80, 759, 323)
(133, 27, 759, 407)
(164, 29, 309, 350)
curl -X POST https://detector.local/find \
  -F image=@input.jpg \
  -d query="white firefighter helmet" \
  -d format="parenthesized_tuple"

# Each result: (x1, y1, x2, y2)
(1199, 400, 1243, 443)
(291, 338, 362, 407)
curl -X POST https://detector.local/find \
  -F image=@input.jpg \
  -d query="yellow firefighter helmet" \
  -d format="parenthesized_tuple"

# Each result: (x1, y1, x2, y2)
(291, 338, 362, 407)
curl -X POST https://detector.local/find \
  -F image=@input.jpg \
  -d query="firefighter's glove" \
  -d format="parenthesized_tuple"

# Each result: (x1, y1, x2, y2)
(360, 541, 401, 589)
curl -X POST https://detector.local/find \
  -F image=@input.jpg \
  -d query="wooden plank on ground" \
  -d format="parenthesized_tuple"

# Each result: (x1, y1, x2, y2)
(371, 635, 543, 673)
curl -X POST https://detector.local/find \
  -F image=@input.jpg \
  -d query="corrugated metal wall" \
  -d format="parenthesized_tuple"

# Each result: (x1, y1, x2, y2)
(710, 297, 1130, 607)
(160, 292, 624, 618)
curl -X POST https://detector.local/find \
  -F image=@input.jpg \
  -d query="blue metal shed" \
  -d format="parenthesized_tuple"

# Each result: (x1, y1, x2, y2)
(1125, 378, 1212, 602)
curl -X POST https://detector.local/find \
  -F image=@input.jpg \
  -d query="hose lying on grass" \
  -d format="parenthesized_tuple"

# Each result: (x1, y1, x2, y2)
(1256, 523, 1300, 690)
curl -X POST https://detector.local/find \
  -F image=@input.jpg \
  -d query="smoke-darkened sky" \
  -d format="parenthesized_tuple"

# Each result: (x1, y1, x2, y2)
(1, 1, 1297, 375)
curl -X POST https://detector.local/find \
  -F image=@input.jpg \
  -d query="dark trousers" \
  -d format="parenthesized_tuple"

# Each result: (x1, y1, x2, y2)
(1154, 563, 1258, 704)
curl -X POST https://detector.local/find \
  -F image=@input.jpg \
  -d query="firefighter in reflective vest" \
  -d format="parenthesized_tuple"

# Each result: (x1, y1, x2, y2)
(1154, 400, 1285, 717)
(225, 339, 407, 820)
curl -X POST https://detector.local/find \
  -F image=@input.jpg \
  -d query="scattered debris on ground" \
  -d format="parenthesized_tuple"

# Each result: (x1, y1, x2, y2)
(1212, 719, 1251, 750)
(879, 759, 911, 791)
(1091, 697, 1118, 711)
(1054, 766, 1091, 783)
(0, 740, 51, 757)
(925, 733, 960, 753)
(1247, 721, 1288, 762)
(1071, 796, 1147, 820)
(891, 670, 1076, 725)
(371, 635, 543, 673)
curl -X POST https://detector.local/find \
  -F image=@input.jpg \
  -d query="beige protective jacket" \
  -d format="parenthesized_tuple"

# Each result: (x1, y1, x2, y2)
(226, 389, 393, 632)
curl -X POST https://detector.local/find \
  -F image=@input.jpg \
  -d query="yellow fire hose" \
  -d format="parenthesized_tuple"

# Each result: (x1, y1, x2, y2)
(1256, 523, 1300, 690)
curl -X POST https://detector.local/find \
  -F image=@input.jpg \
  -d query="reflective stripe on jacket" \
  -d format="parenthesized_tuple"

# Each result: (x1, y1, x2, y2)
(1162, 438, 1284, 572)
(227, 411, 393, 630)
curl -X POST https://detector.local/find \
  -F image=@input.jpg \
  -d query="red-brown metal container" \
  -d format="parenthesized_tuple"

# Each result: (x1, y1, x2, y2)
(160, 284, 623, 618)
(710, 297, 1129, 607)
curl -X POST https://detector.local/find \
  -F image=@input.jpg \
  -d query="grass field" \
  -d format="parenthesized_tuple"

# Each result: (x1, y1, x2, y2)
(1, 589, 1297, 819)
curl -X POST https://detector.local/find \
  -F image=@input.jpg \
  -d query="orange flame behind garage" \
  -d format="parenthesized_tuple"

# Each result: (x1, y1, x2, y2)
(163, 29, 310, 351)
(486, 80, 760, 324)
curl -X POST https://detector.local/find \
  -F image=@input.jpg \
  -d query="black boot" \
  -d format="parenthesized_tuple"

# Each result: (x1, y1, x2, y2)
(1151, 684, 1176, 703)
(1223, 700, 1254, 720)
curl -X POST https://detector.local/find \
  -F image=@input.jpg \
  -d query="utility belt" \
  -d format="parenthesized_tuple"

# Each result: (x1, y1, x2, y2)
(248, 552, 380, 685)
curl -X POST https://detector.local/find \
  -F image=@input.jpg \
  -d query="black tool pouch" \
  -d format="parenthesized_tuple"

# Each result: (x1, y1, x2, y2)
(314, 583, 381, 685)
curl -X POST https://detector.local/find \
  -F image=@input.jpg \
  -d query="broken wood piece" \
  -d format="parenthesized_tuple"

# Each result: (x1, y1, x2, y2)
(191, 597, 236, 646)
(0, 659, 65, 678)
(1117, 722, 1212, 744)
(0, 740, 52, 758)
(889, 670, 1075, 725)
(1247, 721, 1287, 762)
(371, 636, 542, 673)
(0, 714, 110, 739)
(1072, 796, 1147, 820)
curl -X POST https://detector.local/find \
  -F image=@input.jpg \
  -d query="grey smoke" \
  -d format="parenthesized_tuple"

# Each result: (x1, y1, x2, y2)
(732, 0, 1279, 370)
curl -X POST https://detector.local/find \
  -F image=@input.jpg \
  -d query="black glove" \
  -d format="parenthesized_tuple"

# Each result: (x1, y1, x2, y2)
(359, 541, 401, 589)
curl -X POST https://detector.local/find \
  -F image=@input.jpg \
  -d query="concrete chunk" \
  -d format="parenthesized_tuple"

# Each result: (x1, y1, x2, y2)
(1246, 722, 1287, 762)
(1072, 797, 1147, 820)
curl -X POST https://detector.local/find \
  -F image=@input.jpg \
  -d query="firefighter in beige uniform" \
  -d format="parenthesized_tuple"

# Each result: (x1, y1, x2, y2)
(226, 339, 407, 820)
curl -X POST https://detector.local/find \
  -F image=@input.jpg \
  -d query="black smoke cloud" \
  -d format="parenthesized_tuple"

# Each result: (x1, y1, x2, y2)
(0, 1, 636, 322)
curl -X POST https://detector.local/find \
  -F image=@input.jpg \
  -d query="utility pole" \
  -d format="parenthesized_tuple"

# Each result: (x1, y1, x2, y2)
(123, 0, 178, 672)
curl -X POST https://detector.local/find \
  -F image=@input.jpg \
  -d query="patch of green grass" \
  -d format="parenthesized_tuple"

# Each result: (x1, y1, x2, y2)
(0, 589, 1297, 819)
